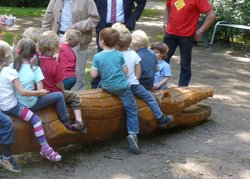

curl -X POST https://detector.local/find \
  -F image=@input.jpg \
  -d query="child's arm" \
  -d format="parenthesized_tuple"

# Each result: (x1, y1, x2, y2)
(13, 78, 48, 96)
(135, 63, 141, 80)
(155, 64, 159, 72)
(154, 76, 170, 90)
(123, 64, 128, 74)
(36, 81, 44, 90)
(56, 82, 65, 92)
(91, 68, 99, 78)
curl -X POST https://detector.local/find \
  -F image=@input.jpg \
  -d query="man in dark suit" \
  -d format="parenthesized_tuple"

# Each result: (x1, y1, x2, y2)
(94, 0, 146, 51)
(91, 0, 146, 89)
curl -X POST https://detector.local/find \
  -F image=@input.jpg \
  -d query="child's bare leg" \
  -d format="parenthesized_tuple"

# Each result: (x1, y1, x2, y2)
(72, 109, 87, 133)
(73, 109, 83, 123)
(63, 90, 87, 133)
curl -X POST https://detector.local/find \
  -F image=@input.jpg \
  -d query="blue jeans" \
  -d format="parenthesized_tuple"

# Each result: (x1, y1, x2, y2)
(163, 33, 194, 86)
(130, 85, 163, 119)
(109, 87, 139, 135)
(0, 112, 14, 145)
(63, 77, 77, 90)
(30, 92, 70, 123)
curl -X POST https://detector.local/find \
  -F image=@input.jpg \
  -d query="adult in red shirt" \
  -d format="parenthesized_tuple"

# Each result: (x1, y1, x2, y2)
(163, 0, 216, 86)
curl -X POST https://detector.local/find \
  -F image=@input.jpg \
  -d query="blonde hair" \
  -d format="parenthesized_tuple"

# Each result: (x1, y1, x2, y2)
(23, 27, 42, 43)
(37, 31, 59, 56)
(131, 30, 149, 50)
(112, 23, 131, 49)
(65, 29, 82, 47)
(0, 40, 14, 66)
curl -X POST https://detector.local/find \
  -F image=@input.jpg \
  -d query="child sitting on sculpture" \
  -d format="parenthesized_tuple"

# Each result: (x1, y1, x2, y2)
(0, 40, 61, 168)
(23, 27, 42, 43)
(58, 29, 81, 90)
(112, 23, 173, 128)
(11, 38, 76, 132)
(91, 28, 140, 154)
(0, 39, 13, 65)
(0, 112, 20, 173)
(11, 27, 42, 56)
(0, 40, 21, 173)
(130, 30, 159, 91)
(37, 31, 87, 133)
(151, 42, 171, 90)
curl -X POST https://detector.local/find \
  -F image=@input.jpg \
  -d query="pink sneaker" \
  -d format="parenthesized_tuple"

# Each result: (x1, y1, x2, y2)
(40, 147, 62, 162)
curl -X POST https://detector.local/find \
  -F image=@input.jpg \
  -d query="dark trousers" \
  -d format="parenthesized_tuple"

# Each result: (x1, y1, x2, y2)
(163, 33, 194, 86)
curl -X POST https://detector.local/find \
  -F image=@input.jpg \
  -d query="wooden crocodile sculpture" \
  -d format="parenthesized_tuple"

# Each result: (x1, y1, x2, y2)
(10, 86, 214, 154)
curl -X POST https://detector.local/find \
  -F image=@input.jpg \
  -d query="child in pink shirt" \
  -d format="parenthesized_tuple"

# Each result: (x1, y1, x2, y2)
(59, 29, 81, 90)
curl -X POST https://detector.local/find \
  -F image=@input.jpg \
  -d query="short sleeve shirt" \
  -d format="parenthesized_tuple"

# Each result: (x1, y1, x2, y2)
(92, 50, 128, 92)
(137, 48, 158, 89)
(166, 0, 212, 36)
(12, 64, 44, 108)
(0, 67, 19, 111)
(154, 60, 171, 89)
(122, 50, 141, 85)
(39, 55, 64, 92)
(59, 43, 76, 79)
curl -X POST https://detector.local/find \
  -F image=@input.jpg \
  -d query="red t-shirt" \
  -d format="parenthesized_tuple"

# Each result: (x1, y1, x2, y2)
(58, 43, 76, 79)
(166, 0, 212, 37)
(39, 55, 64, 92)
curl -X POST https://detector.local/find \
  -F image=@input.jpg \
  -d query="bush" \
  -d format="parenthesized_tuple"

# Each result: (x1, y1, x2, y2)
(0, 0, 50, 7)
(212, 0, 250, 44)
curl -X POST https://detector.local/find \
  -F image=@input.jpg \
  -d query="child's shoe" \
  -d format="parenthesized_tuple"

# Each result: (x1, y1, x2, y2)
(127, 134, 140, 154)
(72, 120, 87, 134)
(40, 146, 62, 162)
(62, 120, 74, 131)
(0, 155, 21, 173)
(158, 114, 173, 129)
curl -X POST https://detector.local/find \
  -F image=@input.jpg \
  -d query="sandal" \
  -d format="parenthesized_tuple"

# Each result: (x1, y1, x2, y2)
(40, 147, 62, 162)
(72, 120, 87, 134)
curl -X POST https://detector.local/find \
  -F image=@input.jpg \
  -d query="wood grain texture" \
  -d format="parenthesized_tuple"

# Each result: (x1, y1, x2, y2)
(10, 87, 214, 154)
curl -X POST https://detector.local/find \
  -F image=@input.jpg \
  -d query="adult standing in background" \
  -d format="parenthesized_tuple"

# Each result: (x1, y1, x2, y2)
(91, 0, 146, 89)
(42, 0, 99, 91)
(163, 0, 216, 86)
(94, 0, 146, 52)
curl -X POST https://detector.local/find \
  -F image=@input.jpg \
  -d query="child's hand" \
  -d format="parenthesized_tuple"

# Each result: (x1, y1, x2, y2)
(154, 84, 161, 90)
(38, 89, 49, 96)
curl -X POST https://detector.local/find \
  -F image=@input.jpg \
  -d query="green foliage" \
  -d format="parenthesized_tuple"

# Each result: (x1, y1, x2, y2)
(0, 0, 49, 7)
(142, 9, 161, 17)
(0, 7, 45, 17)
(212, 0, 250, 43)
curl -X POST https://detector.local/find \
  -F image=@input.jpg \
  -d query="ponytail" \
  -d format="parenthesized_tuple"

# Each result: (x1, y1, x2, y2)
(13, 38, 37, 72)
(13, 54, 22, 72)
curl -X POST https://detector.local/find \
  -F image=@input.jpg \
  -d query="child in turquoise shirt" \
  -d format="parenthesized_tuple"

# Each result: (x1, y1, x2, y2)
(91, 28, 140, 154)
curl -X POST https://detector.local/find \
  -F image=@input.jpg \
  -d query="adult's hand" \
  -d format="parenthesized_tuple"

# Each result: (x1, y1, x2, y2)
(194, 29, 202, 42)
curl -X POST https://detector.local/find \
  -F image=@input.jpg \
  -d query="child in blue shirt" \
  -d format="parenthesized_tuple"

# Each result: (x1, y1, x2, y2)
(151, 42, 171, 90)
(130, 30, 158, 90)
(91, 28, 140, 154)
(112, 23, 173, 128)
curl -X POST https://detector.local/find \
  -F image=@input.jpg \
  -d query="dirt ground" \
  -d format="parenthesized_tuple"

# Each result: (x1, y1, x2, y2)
(1, 1, 250, 179)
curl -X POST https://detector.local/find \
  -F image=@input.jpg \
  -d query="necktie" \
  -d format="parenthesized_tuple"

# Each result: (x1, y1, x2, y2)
(111, 0, 116, 24)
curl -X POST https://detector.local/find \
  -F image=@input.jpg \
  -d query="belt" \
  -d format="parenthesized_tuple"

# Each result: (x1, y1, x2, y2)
(58, 30, 65, 34)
